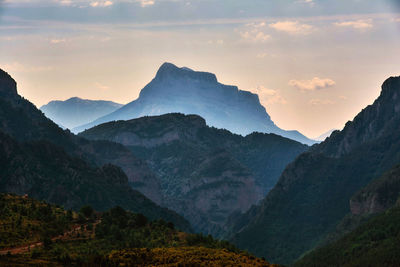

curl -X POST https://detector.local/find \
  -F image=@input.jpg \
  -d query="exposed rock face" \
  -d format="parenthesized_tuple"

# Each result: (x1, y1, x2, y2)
(40, 97, 123, 129)
(316, 77, 400, 157)
(229, 76, 400, 264)
(350, 163, 400, 216)
(73, 63, 315, 145)
(80, 113, 308, 235)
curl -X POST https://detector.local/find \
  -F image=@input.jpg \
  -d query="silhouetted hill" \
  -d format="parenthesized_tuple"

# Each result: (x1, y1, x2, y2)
(80, 113, 308, 235)
(40, 97, 122, 129)
(73, 63, 316, 145)
(229, 76, 400, 264)
(0, 68, 190, 231)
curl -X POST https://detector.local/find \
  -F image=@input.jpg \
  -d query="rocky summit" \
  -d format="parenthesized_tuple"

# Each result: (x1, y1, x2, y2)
(73, 63, 315, 145)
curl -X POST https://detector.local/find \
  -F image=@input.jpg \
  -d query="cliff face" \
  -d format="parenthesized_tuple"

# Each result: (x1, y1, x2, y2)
(350, 164, 400, 216)
(229, 76, 400, 264)
(73, 63, 315, 145)
(80, 113, 308, 235)
(316, 77, 400, 157)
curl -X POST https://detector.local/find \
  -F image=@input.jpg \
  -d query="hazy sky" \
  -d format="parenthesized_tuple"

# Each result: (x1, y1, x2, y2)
(1, 0, 400, 138)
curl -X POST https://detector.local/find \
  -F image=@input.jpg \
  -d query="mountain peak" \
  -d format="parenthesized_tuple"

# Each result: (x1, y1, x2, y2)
(155, 62, 217, 83)
(381, 76, 400, 99)
(0, 69, 18, 99)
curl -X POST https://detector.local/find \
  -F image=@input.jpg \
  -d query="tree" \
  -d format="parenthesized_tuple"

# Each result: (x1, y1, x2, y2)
(80, 205, 94, 219)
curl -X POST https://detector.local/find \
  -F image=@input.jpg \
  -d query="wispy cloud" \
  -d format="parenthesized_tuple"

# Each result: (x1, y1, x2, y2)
(95, 82, 110, 91)
(238, 22, 271, 43)
(333, 19, 373, 30)
(50, 38, 66, 44)
(139, 0, 155, 7)
(289, 77, 336, 91)
(253, 86, 287, 105)
(309, 99, 335, 105)
(296, 0, 315, 6)
(269, 21, 314, 35)
(90, 0, 113, 7)
(1, 62, 54, 73)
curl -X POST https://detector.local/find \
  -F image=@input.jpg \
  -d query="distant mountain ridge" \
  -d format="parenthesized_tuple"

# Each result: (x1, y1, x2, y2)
(40, 97, 122, 129)
(228, 76, 400, 264)
(73, 63, 316, 145)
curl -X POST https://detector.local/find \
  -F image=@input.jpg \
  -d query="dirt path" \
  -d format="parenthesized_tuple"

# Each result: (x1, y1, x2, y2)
(0, 220, 100, 255)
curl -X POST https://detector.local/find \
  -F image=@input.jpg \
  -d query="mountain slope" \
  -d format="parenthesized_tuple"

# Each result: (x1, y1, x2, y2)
(229, 76, 400, 264)
(295, 161, 400, 266)
(0, 68, 190, 231)
(40, 97, 122, 129)
(0, 68, 163, 204)
(73, 62, 315, 145)
(294, 206, 400, 267)
(0, 194, 275, 267)
(79, 113, 308, 235)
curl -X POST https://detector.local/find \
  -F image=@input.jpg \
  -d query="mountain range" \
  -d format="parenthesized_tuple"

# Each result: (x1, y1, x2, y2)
(72, 63, 316, 145)
(40, 97, 122, 129)
(0, 68, 191, 231)
(228, 76, 400, 264)
(79, 112, 307, 235)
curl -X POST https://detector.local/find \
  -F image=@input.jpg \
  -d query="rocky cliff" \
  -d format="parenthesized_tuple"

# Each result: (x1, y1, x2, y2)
(73, 63, 315, 145)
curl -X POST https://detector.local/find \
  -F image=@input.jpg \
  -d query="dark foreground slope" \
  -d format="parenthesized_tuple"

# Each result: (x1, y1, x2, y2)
(80, 113, 307, 235)
(294, 163, 400, 267)
(230, 76, 400, 264)
(294, 206, 400, 267)
(0, 69, 190, 231)
(74, 62, 315, 145)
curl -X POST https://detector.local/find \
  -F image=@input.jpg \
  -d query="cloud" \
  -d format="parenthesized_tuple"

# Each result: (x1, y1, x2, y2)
(139, 0, 155, 7)
(50, 38, 66, 44)
(253, 86, 287, 105)
(269, 21, 314, 35)
(309, 99, 335, 105)
(256, 53, 268, 58)
(333, 19, 373, 30)
(90, 0, 113, 7)
(95, 82, 109, 91)
(238, 22, 271, 43)
(1, 62, 53, 73)
(296, 0, 315, 6)
(289, 77, 336, 91)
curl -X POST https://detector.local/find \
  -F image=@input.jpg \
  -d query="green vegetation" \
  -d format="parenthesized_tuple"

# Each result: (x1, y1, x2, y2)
(0, 194, 74, 249)
(0, 194, 273, 266)
(295, 207, 400, 267)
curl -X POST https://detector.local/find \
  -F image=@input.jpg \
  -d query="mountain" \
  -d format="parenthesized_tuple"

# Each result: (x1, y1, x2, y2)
(295, 162, 400, 266)
(0, 68, 190, 231)
(294, 163, 400, 266)
(228, 76, 400, 264)
(73, 62, 316, 145)
(294, 205, 400, 267)
(40, 97, 122, 129)
(79, 113, 308, 235)
(313, 129, 337, 142)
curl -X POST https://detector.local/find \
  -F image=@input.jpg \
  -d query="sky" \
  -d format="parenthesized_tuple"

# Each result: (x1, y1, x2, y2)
(0, 0, 399, 138)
